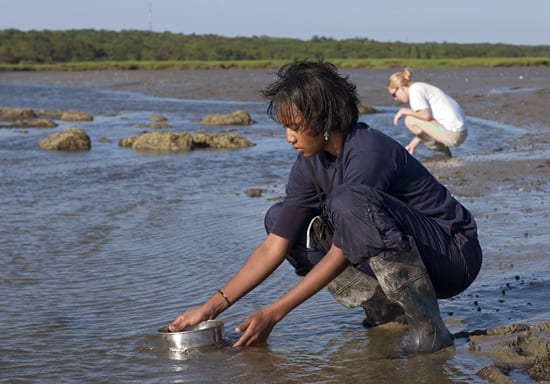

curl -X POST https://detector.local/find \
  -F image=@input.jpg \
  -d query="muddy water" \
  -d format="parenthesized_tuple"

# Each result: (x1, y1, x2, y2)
(0, 80, 548, 383)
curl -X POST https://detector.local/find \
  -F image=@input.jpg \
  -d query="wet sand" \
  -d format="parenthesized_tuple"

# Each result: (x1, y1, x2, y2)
(2, 67, 549, 382)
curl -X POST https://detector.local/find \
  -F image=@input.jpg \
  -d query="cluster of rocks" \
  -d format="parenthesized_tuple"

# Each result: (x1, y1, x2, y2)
(0, 107, 93, 129)
(118, 110, 255, 153)
(119, 131, 254, 152)
(2, 105, 376, 152)
(1, 107, 256, 152)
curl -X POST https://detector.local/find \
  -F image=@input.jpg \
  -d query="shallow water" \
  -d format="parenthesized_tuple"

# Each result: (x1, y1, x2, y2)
(1, 83, 548, 383)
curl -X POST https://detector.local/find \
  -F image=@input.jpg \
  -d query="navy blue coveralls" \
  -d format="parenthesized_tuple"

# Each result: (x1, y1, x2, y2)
(265, 123, 482, 299)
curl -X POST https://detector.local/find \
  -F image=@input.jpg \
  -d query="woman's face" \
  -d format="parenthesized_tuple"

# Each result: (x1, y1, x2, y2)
(388, 86, 408, 103)
(278, 105, 325, 158)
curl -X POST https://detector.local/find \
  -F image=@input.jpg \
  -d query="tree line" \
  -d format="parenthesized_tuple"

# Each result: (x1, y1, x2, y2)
(1, 29, 549, 65)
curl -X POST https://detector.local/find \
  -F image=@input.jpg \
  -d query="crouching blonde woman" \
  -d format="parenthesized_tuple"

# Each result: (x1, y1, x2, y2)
(388, 68, 467, 160)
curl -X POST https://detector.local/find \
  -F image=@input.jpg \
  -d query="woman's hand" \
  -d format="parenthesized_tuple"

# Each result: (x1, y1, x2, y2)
(231, 245, 349, 347)
(158, 306, 210, 333)
(393, 109, 405, 126)
(405, 137, 421, 155)
(159, 233, 291, 335)
(233, 308, 278, 347)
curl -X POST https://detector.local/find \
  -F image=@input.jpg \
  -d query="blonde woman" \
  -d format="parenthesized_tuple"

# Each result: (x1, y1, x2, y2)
(388, 68, 467, 159)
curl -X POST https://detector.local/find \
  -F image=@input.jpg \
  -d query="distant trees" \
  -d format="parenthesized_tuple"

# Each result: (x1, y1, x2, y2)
(1, 29, 549, 65)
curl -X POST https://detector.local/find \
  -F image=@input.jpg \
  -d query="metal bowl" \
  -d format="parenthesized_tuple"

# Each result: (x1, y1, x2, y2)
(157, 320, 225, 350)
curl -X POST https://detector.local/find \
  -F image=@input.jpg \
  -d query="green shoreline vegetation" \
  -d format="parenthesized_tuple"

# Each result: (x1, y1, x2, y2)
(2, 57, 550, 71)
(1, 29, 549, 70)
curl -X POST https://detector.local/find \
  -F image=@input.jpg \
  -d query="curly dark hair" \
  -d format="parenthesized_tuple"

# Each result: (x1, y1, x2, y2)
(261, 59, 359, 136)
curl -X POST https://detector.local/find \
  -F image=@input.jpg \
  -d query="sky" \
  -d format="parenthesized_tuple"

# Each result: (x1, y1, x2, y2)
(0, 0, 548, 46)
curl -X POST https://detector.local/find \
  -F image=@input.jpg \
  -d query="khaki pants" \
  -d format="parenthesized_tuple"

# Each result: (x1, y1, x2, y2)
(408, 117, 467, 153)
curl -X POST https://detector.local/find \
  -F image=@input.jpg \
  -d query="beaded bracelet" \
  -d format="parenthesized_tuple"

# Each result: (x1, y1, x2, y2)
(217, 289, 232, 306)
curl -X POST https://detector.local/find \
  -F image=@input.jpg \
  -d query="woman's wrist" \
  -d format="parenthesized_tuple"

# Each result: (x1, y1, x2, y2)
(217, 289, 232, 307)
(203, 290, 231, 318)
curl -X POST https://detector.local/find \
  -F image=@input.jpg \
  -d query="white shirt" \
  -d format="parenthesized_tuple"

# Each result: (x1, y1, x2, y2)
(409, 82, 465, 132)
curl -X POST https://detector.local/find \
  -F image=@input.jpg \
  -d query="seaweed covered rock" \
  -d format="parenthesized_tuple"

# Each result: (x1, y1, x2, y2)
(39, 128, 91, 151)
(133, 122, 172, 129)
(192, 132, 254, 149)
(358, 103, 378, 114)
(0, 119, 57, 129)
(200, 110, 254, 126)
(149, 115, 168, 122)
(60, 111, 94, 122)
(0, 108, 57, 129)
(119, 131, 194, 152)
(0, 108, 36, 121)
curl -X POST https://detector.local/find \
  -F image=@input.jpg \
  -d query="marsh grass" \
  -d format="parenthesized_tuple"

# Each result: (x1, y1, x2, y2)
(1, 57, 548, 71)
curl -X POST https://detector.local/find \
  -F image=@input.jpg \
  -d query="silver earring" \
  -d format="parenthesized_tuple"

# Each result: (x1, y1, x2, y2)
(324, 131, 329, 141)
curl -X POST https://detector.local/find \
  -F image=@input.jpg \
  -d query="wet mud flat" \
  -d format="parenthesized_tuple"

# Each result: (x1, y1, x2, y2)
(2, 67, 549, 382)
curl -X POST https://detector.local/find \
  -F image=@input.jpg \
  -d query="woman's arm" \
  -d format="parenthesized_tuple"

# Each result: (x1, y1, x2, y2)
(393, 107, 432, 125)
(233, 244, 349, 346)
(165, 233, 291, 332)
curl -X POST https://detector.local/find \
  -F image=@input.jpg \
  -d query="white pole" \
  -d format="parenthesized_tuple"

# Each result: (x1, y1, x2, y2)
(148, 0, 153, 31)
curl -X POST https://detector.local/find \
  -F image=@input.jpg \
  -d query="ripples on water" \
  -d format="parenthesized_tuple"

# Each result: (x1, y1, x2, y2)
(0, 83, 536, 383)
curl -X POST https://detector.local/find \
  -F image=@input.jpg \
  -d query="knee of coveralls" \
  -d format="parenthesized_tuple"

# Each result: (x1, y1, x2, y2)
(326, 184, 480, 300)
(264, 202, 325, 276)
(325, 184, 411, 275)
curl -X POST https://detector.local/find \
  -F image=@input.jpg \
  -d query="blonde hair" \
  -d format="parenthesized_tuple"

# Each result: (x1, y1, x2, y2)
(387, 67, 413, 89)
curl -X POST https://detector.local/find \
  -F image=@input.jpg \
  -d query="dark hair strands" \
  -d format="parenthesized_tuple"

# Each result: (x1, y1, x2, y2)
(262, 59, 359, 137)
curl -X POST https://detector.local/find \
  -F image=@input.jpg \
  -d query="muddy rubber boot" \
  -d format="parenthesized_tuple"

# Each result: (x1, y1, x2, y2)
(367, 238, 453, 353)
(361, 286, 406, 328)
(326, 266, 405, 327)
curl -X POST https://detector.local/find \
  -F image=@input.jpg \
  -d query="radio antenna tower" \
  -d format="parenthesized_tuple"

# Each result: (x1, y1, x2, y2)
(148, 0, 153, 31)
